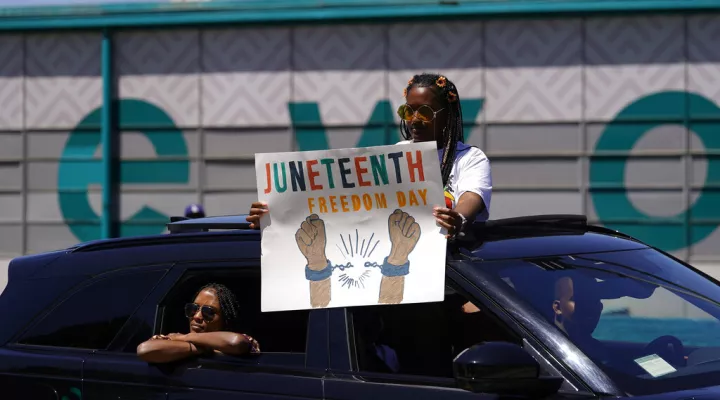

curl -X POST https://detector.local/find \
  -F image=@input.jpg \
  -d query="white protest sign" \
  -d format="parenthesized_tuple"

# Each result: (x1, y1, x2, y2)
(255, 142, 447, 312)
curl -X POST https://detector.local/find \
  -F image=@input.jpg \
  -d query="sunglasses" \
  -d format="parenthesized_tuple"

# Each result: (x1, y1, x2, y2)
(185, 303, 218, 322)
(397, 104, 445, 123)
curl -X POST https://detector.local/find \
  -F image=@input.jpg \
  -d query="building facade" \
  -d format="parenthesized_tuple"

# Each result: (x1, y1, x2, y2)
(0, 2, 720, 276)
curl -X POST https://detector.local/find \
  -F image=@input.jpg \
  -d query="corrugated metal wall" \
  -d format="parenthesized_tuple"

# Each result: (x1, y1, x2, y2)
(1, 15, 720, 269)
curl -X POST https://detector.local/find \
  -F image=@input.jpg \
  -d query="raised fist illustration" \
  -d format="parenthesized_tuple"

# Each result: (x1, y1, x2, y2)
(295, 214, 328, 270)
(387, 209, 421, 266)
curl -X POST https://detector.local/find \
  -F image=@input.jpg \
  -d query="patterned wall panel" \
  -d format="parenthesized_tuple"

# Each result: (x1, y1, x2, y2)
(204, 129, 293, 158)
(118, 192, 198, 220)
(0, 225, 22, 256)
(492, 159, 579, 188)
(204, 192, 259, 217)
(27, 131, 77, 158)
(584, 16, 686, 121)
(493, 192, 583, 219)
(293, 25, 387, 127)
(27, 225, 83, 254)
(387, 22, 483, 125)
(201, 28, 291, 127)
(9, 15, 720, 263)
(116, 30, 200, 128)
(25, 33, 102, 129)
(486, 125, 580, 154)
(0, 35, 24, 131)
(688, 16, 720, 117)
(121, 130, 199, 159)
(0, 133, 22, 159)
(204, 162, 257, 192)
(690, 223, 720, 261)
(0, 194, 22, 222)
(485, 19, 582, 122)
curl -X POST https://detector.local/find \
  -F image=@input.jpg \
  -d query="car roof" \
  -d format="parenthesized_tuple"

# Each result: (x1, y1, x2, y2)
(78, 213, 648, 257)
(10, 214, 651, 275)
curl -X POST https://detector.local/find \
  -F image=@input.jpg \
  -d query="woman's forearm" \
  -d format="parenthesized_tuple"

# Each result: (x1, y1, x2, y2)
(137, 339, 200, 363)
(185, 332, 250, 355)
(455, 192, 485, 221)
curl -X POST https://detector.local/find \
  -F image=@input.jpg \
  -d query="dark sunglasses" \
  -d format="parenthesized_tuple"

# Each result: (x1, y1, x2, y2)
(397, 104, 445, 123)
(185, 303, 218, 322)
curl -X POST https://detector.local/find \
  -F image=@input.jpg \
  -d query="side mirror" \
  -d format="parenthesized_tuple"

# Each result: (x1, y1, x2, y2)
(453, 342, 563, 398)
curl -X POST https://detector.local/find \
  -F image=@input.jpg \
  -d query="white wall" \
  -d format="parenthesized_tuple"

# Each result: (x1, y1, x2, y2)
(0, 258, 9, 296)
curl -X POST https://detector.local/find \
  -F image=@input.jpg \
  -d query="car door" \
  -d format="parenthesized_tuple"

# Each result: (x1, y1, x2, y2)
(324, 302, 503, 400)
(122, 261, 328, 400)
(0, 347, 83, 400)
(323, 268, 594, 400)
(82, 265, 182, 400)
(1, 265, 170, 400)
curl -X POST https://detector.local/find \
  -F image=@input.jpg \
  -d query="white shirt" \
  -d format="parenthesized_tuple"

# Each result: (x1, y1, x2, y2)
(397, 140, 492, 221)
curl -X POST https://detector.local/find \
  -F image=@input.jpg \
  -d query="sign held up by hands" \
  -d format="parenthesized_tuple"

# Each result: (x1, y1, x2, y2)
(255, 142, 447, 312)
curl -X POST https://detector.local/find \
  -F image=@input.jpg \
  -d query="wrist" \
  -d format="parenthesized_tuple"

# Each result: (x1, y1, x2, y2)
(305, 259, 332, 281)
(307, 257, 328, 271)
(381, 256, 410, 277)
(387, 255, 408, 266)
(452, 213, 468, 237)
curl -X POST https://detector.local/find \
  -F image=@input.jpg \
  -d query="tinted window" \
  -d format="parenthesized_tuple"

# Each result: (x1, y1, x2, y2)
(474, 249, 720, 396)
(350, 288, 518, 378)
(19, 269, 165, 349)
(157, 269, 309, 356)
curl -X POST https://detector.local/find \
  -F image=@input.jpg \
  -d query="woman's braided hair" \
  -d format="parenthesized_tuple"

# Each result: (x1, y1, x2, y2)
(193, 283, 241, 332)
(401, 73, 464, 187)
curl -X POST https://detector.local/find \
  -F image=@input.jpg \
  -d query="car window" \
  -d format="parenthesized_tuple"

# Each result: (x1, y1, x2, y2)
(19, 269, 166, 350)
(154, 268, 309, 362)
(475, 248, 720, 396)
(349, 288, 519, 379)
(595, 286, 720, 346)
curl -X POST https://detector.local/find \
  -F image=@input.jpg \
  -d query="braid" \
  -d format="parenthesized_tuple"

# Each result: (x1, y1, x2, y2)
(401, 73, 464, 187)
(194, 283, 241, 332)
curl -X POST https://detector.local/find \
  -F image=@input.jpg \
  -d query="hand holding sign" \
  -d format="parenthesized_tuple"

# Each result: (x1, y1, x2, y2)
(295, 214, 331, 308)
(387, 209, 421, 266)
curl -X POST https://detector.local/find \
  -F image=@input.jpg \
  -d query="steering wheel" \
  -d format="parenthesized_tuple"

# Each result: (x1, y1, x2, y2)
(643, 335, 686, 367)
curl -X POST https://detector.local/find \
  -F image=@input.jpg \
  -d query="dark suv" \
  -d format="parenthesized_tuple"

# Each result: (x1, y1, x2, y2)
(2, 214, 720, 400)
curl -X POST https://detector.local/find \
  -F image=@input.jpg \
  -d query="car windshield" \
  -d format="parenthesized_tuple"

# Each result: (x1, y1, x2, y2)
(477, 248, 720, 396)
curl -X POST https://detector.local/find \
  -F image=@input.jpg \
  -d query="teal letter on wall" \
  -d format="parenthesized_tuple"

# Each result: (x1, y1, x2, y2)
(590, 91, 720, 251)
(59, 99, 189, 243)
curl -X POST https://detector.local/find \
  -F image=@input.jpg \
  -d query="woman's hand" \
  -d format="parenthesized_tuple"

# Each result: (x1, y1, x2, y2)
(246, 201, 269, 230)
(151, 333, 186, 341)
(433, 206, 464, 238)
(166, 333, 188, 341)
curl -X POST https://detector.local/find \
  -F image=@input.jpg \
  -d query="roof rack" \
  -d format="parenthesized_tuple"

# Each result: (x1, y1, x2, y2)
(166, 214, 253, 234)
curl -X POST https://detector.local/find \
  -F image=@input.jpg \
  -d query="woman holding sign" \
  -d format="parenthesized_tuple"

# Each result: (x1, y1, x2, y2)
(248, 73, 492, 236)
(248, 73, 491, 308)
